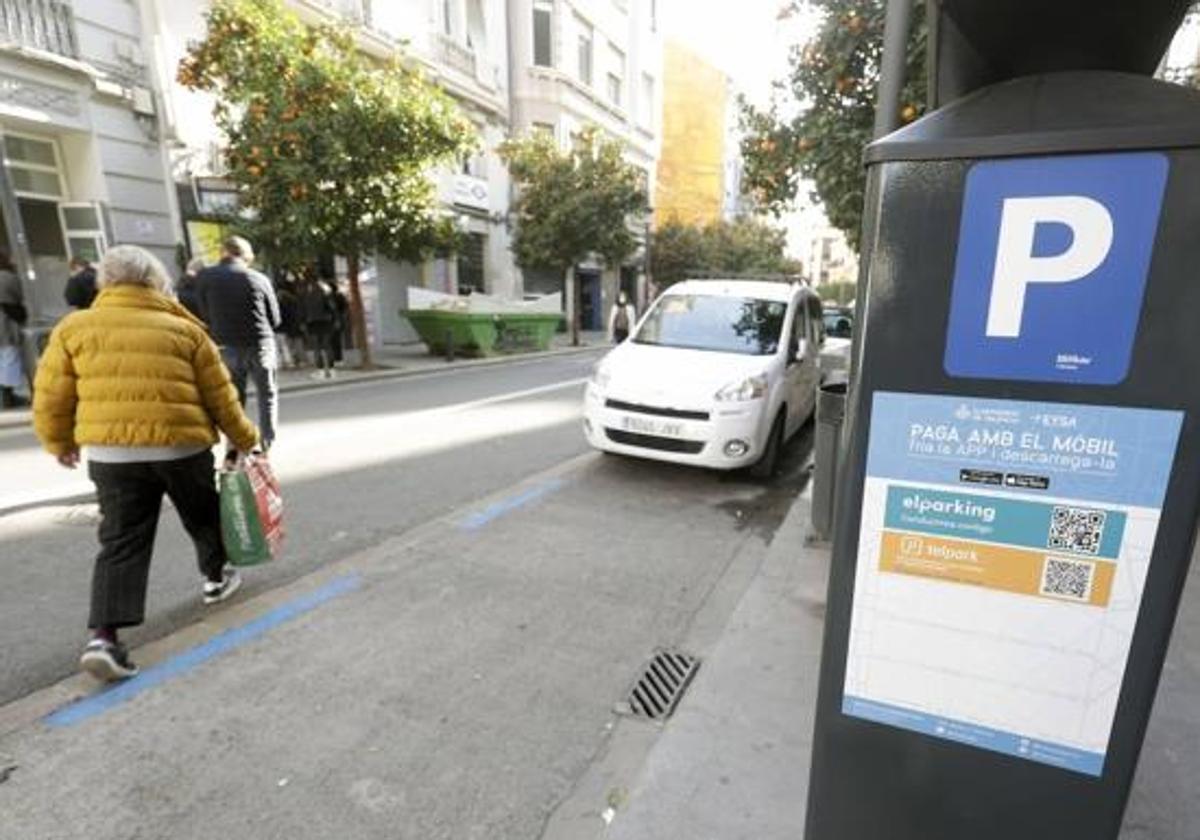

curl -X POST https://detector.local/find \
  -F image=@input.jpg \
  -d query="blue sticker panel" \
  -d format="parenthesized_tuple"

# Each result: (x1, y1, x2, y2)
(866, 392, 1183, 509)
(944, 153, 1168, 385)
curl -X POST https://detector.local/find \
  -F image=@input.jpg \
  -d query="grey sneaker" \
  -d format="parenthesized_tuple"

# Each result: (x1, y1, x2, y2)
(203, 569, 242, 605)
(80, 639, 139, 682)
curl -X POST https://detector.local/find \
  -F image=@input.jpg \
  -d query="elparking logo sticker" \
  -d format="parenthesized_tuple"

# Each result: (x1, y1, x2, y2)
(944, 153, 1168, 385)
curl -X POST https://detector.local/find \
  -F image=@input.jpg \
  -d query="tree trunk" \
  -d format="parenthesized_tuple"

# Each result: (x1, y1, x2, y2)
(347, 253, 374, 369)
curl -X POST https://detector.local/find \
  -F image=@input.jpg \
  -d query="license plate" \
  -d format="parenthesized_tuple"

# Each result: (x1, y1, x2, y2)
(621, 416, 684, 437)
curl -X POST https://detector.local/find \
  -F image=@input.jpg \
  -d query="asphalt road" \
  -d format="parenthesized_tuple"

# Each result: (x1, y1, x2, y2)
(0, 351, 814, 709)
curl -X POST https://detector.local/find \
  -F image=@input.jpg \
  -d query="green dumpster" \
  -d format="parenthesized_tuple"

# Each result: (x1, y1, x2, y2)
(403, 310, 499, 357)
(492, 313, 563, 352)
(403, 309, 563, 357)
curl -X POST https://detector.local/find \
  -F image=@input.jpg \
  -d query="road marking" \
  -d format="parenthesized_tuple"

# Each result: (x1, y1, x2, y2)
(43, 575, 361, 728)
(460, 478, 566, 531)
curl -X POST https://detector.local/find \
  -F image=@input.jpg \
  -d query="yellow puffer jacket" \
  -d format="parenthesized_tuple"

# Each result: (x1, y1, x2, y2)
(33, 284, 259, 456)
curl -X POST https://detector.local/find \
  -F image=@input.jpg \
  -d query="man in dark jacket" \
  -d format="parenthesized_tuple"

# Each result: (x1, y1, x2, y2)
(64, 258, 97, 309)
(196, 236, 281, 448)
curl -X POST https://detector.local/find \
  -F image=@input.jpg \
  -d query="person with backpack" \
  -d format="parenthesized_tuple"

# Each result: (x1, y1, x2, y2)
(608, 290, 637, 344)
(0, 250, 27, 408)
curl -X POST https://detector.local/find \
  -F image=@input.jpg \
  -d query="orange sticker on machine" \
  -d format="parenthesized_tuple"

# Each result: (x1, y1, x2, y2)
(879, 530, 1114, 607)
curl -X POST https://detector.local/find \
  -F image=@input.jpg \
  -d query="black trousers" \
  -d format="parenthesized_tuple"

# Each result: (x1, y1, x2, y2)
(87, 451, 225, 629)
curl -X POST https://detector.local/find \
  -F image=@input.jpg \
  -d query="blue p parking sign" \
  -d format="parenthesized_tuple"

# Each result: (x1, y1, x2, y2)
(944, 153, 1169, 384)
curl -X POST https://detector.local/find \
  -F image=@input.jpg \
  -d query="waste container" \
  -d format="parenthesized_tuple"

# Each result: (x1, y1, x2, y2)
(811, 379, 848, 541)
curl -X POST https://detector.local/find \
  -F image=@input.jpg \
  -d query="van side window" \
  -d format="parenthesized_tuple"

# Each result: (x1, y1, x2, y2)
(806, 294, 826, 345)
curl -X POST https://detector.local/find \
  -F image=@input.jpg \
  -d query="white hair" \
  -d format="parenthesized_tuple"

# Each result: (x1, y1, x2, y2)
(96, 245, 174, 295)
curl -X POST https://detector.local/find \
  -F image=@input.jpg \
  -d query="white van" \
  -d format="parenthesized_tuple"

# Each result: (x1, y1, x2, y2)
(583, 280, 824, 477)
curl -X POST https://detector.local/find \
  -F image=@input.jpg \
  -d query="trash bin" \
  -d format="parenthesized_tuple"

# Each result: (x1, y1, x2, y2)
(811, 378, 848, 541)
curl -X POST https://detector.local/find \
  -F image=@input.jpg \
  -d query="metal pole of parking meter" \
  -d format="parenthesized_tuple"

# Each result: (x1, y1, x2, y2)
(813, 0, 911, 545)
(874, 0, 913, 140)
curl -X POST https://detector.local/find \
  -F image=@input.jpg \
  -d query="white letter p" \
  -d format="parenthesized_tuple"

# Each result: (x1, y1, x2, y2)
(985, 196, 1113, 338)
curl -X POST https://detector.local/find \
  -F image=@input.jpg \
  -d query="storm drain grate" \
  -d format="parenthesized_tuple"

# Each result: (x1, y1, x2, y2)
(622, 649, 700, 721)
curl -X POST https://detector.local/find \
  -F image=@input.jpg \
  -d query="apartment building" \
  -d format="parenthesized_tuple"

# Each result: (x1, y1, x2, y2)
(506, 0, 662, 323)
(0, 0, 179, 330)
(149, 0, 518, 347)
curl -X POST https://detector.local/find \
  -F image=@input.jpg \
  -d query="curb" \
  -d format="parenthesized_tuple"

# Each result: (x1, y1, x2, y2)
(0, 344, 605, 430)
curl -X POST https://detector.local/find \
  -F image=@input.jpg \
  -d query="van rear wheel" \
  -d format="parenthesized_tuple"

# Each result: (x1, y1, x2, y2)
(749, 411, 785, 480)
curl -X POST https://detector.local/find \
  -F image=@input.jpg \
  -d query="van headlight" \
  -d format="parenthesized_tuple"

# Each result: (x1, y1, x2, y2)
(714, 374, 767, 402)
(590, 361, 612, 390)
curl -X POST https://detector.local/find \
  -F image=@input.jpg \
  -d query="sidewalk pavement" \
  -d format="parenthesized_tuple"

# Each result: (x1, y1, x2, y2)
(0, 331, 608, 431)
(602, 493, 825, 840)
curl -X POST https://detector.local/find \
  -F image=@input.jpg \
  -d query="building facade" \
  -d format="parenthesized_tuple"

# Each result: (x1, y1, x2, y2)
(0, 0, 180, 332)
(654, 40, 724, 228)
(149, 0, 518, 347)
(654, 40, 749, 229)
(506, 0, 661, 325)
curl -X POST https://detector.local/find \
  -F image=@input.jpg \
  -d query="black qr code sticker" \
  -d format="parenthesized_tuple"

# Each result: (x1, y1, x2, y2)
(1047, 506, 1106, 555)
(1040, 557, 1096, 602)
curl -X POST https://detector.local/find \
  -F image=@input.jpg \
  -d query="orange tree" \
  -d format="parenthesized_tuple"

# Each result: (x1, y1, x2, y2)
(179, 0, 476, 367)
(499, 128, 648, 344)
(740, 0, 926, 250)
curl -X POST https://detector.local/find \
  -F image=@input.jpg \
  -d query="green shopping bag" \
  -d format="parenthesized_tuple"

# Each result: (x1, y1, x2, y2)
(219, 456, 284, 566)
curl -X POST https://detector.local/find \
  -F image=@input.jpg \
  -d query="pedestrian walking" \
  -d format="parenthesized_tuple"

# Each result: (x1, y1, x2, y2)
(196, 236, 281, 449)
(608, 290, 637, 344)
(301, 276, 337, 379)
(63, 257, 98, 310)
(0, 250, 27, 408)
(32, 245, 260, 682)
(331, 281, 349, 366)
(176, 257, 205, 320)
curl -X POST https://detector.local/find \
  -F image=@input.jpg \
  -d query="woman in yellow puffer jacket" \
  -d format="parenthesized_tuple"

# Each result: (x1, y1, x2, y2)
(33, 245, 260, 682)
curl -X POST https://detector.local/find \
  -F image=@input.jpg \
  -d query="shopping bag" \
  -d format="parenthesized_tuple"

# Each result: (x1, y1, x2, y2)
(219, 455, 284, 566)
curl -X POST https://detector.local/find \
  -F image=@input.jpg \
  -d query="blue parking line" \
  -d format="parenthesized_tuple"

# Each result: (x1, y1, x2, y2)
(44, 574, 362, 728)
(459, 479, 565, 531)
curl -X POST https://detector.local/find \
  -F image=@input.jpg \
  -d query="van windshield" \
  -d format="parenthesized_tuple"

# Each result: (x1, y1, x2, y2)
(634, 294, 787, 356)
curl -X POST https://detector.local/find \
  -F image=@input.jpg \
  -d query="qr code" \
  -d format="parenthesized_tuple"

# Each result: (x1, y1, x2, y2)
(1047, 506, 1106, 555)
(1040, 557, 1096, 601)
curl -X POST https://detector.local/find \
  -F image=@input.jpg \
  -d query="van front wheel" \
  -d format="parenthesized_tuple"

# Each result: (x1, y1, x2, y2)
(749, 411, 785, 480)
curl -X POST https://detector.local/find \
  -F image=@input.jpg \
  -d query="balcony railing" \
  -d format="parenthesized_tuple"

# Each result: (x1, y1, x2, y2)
(435, 33, 477, 78)
(0, 0, 79, 59)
